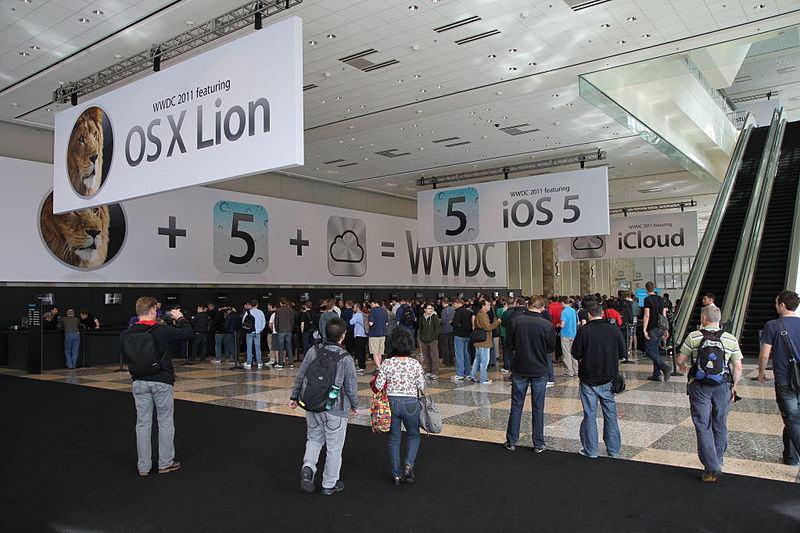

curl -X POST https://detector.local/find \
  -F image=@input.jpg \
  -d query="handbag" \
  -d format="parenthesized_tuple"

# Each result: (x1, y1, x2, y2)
(418, 389, 442, 434)
(611, 373, 626, 394)
(777, 318, 800, 392)
(370, 381, 392, 433)
(470, 328, 487, 343)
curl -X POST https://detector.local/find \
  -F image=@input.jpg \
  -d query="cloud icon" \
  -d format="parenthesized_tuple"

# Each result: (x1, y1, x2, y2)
(330, 230, 365, 263)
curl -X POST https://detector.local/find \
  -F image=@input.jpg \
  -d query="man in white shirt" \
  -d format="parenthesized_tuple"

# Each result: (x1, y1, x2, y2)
(243, 299, 266, 369)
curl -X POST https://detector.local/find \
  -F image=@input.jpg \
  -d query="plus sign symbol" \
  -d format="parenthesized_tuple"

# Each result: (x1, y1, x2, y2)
(290, 229, 309, 256)
(158, 216, 187, 248)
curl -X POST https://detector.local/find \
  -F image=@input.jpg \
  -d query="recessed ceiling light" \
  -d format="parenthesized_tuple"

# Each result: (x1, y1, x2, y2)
(46, 108, 52, 112)
(308, 40, 318, 45)
(420, 89, 426, 92)
(436, 85, 443, 89)
(488, 54, 496, 59)
(600, 23, 611, 29)
(92, 9, 104, 15)
(485, 108, 491, 111)
(326, 34, 336, 39)
(509, 66, 517, 71)
(617, 40, 626, 44)
(414, 74, 422, 78)
(360, 104, 366, 109)
(508, 48, 518, 53)
(567, 102, 574, 106)
(552, 93, 559, 97)
(754, 4, 765, 9)
(398, 79, 404, 83)
(18, 51, 29, 56)
(11, 102, 18, 107)
(528, 62, 537, 66)
(641, 33, 651, 38)
(346, 108, 351, 112)
(22, 0, 32, 4)
(408, 5, 419, 10)
(335, 96, 342, 100)
(320, 100, 326, 104)
(626, 16, 636, 22)
(114, 54, 123, 59)
(78, 17, 90, 23)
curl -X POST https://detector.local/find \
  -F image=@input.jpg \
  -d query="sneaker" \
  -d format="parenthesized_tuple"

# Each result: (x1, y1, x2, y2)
(257, 363, 265, 369)
(289, 364, 295, 369)
(480, 379, 493, 385)
(211, 359, 221, 364)
(579, 449, 598, 458)
(300, 466, 314, 493)
(504, 443, 516, 451)
(429, 374, 438, 381)
(663, 365, 672, 382)
(534, 447, 546, 454)
(546, 381, 555, 388)
(357, 368, 366, 375)
(468, 376, 477, 382)
(646, 375, 662, 382)
(274, 363, 285, 369)
(701, 470, 722, 482)
(321, 480, 344, 495)
(158, 461, 181, 474)
(500, 368, 510, 374)
(138, 470, 150, 477)
(243, 363, 252, 370)
(451, 375, 464, 381)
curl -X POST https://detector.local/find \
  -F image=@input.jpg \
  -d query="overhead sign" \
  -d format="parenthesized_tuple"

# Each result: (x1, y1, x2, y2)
(52, 17, 303, 213)
(557, 211, 698, 261)
(416, 167, 609, 247)
(3, 156, 506, 288)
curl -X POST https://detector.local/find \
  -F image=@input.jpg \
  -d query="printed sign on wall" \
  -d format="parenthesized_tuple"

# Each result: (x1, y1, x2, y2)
(556, 211, 699, 261)
(416, 167, 609, 247)
(52, 17, 303, 213)
(2, 156, 506, 288)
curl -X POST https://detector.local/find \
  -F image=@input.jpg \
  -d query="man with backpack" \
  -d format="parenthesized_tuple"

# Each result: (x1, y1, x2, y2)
(122, 297, 193, 476)
(289, 318, 358, 496)
(396, 299, 416, 332)
(241, 299, 266, 369)
(757, 290, 800, 466)
(642, 282, 671, 381)
(676, 304, 743, 482)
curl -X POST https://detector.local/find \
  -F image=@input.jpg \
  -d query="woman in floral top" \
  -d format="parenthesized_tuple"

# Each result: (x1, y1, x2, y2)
(375, 327, 426, 485)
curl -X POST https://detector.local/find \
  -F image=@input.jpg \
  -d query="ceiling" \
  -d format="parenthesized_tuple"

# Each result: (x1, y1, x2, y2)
(1, 0, 799, 205)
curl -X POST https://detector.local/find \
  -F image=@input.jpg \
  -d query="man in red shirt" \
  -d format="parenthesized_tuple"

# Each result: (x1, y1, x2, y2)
(547, 296, 563, 362)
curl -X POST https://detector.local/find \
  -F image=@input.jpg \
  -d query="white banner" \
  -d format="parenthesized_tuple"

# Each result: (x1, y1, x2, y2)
(556, 211, 699, 261)
(2, 156, 506, 287)
(53, 17, 303, 213)
(416, 167, 609, 247)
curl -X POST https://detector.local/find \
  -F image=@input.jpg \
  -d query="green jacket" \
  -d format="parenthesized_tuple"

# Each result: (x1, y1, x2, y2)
(418, 313, 440, 343)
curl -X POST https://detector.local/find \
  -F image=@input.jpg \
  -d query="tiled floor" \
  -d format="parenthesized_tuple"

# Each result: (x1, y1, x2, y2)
(3, 353, 798, 484)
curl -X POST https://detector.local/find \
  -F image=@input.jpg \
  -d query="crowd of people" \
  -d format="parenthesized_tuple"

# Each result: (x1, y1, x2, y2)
(122, 286, 800, 493)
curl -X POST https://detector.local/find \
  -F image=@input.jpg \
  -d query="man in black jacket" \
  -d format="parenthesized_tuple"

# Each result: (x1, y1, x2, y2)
(572, 303, 624, 458)
(451, 298, 474, 381)
(505, 296, 556, 452)
(126, 296, 193, 476)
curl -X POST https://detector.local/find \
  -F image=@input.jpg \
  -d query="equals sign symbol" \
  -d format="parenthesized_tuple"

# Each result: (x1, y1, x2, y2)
(381, 241, 395, 258)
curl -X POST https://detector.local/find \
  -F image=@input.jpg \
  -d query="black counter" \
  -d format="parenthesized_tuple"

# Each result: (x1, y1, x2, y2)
(5, 329, 125, 371)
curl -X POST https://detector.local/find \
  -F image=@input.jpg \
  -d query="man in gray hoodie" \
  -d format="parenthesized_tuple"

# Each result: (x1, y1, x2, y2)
(289, 317, 358, 495)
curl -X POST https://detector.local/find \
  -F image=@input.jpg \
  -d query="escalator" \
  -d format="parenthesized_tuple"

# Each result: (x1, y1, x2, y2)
(739, 121, 800, 355)
(686, 126, 770, 331)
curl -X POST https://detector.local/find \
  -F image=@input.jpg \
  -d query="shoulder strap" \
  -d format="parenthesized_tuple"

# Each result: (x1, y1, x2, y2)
(778, 318, 797, 361)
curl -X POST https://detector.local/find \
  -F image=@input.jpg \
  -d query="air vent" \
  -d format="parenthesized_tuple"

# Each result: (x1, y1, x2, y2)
(339, 49, 399, 72)
(778, 66, 797, 75)
(303, 84, 318, 91)
(455, 30, 501, 45)
(323, 159, 345, 164)
(734, 75, 752, 83)
(432, 136, 461, 143)
(637, 187, 662, 193)
(337, 162, 358, 167)
(499, 123, 540, 136)
(563, 0, 614, 11)
(445, 141, 472, 147)
(434, 16, 481, 33)
(376, 148, 412, 158)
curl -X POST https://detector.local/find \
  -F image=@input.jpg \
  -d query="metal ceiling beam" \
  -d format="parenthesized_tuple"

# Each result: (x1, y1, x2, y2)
(610, 200, 697, 216)
(416, 149, 606, 188)
(53, 0, 302, 104)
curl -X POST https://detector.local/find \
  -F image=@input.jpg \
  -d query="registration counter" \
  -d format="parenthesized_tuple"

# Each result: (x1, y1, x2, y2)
(5, 328, 125, 372)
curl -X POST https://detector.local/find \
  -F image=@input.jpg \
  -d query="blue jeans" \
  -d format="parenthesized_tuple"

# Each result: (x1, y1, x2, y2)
(775, 383, 800, 465)
(644, 328, 667, 377)
(470, 347, 491, 382)
(215, 333, 236, 361)
(245, 332, 262, 365)
(302, 330, 314, 356)
(388, 396, 421, 477)
(64, 332, 79, 368)
(688, 381, 731, 472)
(276, 332, 293, 364)
(454, 336, 471, 378)
(547, 353, 555, 382)
(579, 381, 621, 457)
(506, 375, 548, 449)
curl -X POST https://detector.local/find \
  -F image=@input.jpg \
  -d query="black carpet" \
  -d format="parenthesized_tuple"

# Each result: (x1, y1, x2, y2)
(1, 375, 799, 533)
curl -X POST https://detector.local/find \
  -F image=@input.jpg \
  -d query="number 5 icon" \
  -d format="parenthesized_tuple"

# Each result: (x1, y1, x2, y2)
(433, 187, 479, 244)
(213, 200, 269, 273)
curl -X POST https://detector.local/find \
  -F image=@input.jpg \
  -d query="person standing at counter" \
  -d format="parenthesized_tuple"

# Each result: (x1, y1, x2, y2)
(59, 309, 82, 369)
(123, 297, 193, 476)
(43, 306, 59, 330)
(79, 310, 100, 330)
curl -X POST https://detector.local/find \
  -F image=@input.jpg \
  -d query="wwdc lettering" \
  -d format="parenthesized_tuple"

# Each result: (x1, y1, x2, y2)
(52, 17, 303, 214)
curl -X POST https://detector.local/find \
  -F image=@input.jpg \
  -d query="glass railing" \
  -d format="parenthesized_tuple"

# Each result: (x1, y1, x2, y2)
(723, 108, 786, 335)
(672, 114, 755, 342)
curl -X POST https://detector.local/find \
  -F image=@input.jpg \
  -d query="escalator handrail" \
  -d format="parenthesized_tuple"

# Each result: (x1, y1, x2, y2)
(672, 114, 755, 343)
(724, 108, 786, 335)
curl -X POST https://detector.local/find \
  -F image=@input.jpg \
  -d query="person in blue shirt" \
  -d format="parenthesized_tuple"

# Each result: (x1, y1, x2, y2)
(396, 299, 416, 331)
(242, 299, 266, 369)
(559, 296, 579, 377)
(349, 301, 368, 374)
(367, 300, 389, 370)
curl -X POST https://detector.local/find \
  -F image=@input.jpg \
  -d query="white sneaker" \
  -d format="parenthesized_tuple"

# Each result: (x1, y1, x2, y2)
(480, 379, 493, 385)
(258, 363, 265, 369)
(500, 368, 510, 374)
(451, 375, 464, 381)
(546, 381, 555, 388)
(211, 359, 221, 364)
(243, 363, 252, 369)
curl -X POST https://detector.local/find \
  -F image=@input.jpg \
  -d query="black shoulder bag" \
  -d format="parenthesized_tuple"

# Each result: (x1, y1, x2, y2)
(777, 318, 800, 392)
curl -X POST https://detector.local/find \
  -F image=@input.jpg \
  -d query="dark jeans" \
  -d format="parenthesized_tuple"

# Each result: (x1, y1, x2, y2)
(388, 396, 421, 478)
(689, 381, 731, 472)
(353, 336, 368, 370)
(215, 333, 235, 361)
(506, 375, 547, 449)
(439, 333, 454, 366)
(775, 382, 800, 465)
(503, 336, 514, 371)
(275, 332, 293, 365)
(191, 333, 207, 361)
(301, 330, 315, 356)
(644, 328, 667, 377)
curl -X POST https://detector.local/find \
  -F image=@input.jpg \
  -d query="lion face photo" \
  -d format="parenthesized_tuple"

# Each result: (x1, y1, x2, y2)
(40, 192, 110, 268)
(67, 107, 108, 197)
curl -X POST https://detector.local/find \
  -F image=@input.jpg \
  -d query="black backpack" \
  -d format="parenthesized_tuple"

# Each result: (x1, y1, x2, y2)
(400, 306, 415, 327)
(692, 330, 728, 385)
(121, 326, 161, 377)
(298, 346, 347, 412)
(241, 311, 255, 333)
